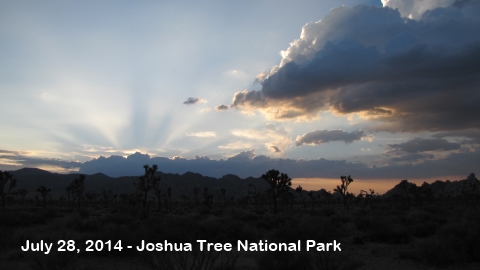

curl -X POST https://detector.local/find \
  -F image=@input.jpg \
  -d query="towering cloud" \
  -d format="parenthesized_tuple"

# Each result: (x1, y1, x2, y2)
(231, 1, 480, 132)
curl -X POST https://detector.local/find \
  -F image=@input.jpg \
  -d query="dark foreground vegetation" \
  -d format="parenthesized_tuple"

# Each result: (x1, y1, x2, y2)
(1, 169, 479, 270)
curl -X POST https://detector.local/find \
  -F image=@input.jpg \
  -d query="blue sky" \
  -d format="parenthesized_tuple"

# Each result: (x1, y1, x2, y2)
(1, 0, 479, 189)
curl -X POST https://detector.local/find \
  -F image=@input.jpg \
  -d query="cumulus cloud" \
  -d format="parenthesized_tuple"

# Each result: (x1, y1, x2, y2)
(215, 104, 229, 111)
(295, 129, 366, 146)
(382, 0, 455, 19)
(186, 131, 217, 138)
(231, 2, 480, 132)
(78, 149, 480, 180)
(387, 138, 461, 153)
(183, 97, 207, 105)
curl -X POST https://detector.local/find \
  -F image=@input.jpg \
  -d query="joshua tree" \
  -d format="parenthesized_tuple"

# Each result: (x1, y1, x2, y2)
(420, 182, 433, 204)
(0, 171, 17, 207)
(334, 175, 353, 211)
(193, 187, 200, 207)
(399, 179, 410, 207)
(37, 186, 51, 208)
(295, 185, 307, 209)
(203, 187, 213, 208)
(102, 189, 113, 207)
(359, 189, 375, 206)
(151, 171, 163, 210)
(308, 191, 316, 211)
(181, 195, 189, 207)
(68, 175, 85, 208)
(162, 187, 171, 212)
(135, 165, 161, 217)
(261, 169, 292, 214)
(17, 188, 28, 205)
(220, 188, 227, 208)
(465, 173, 479, 203)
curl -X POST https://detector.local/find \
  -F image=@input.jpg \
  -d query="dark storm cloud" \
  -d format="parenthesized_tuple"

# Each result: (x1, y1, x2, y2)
(183, 97, 206, 105)
(295, 129, 365, 146)
(231, 3, 480, 131)
(78, 150, 479, 180)
(387, 138, 461, 153)
(214, 104, 229, 111)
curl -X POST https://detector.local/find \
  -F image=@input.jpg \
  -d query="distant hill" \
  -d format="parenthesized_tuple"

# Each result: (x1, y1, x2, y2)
(7, 168, 271, 200)
(383, 173, 479, 199)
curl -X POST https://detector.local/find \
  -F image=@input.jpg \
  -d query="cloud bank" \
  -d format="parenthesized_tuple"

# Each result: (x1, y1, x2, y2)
(77, 150, 479, 180)
(231, 1, 480, 133)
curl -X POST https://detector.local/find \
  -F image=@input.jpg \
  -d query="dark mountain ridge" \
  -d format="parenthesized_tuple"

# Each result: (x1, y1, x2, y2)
(6, 168, 270, 200)
(5, 168, 478, 201)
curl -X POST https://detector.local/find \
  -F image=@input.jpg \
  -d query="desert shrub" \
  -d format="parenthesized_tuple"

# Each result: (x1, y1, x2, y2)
(319, 206, 336, 217)
(367, 217, 411, 244)
(103, 213, 135, 226)
(0, 209, 51, 227)
(416, 221, 480, 266)
(0, 225, 15, 250)
(72, 218, 103, 233)
(140, 248, 238, 270)
(76, 208, 90, 219)
(311, 249, 363, 270)
(411, 221, 440, 238)
(257, 251, 310, 270)
(27, 249, 87, 270)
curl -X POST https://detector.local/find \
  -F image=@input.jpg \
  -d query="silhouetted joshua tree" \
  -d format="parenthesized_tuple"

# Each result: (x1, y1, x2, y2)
(162, 187, 171, 212)
(68, 175, 85, 208)
(261, 169, 292, 214)
(0, 171, 17, 207)
(17, 188, 28, 205)
(37, 186, 51, 208)
(193, 187, 200, 207)
(334, 175, 353, 212)
(135, 165, 161, 217)
(399, 179, 410, 207)
(151, 170, 163, 210)
(296, 185, 307, 209)
(308, 191, 316, 211)
(220, 188, 227, 208)
(203, 187, 213, 208)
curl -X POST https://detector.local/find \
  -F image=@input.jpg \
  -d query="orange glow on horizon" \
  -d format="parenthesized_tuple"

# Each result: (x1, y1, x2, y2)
(292, 175, 466, 195)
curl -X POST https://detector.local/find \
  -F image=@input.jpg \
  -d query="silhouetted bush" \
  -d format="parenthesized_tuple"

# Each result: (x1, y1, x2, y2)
(319, 206, 336, 217)
(257, 251, 310, 270)
(416, 221, 480, 266)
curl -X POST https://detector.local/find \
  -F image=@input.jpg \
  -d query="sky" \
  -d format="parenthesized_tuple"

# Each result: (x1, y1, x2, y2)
(1, 0, 479, 192)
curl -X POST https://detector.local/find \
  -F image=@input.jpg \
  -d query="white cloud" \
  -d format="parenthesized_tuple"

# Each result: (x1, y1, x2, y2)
(186, 131, 217, 138)
(382, 0, 455, 19)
